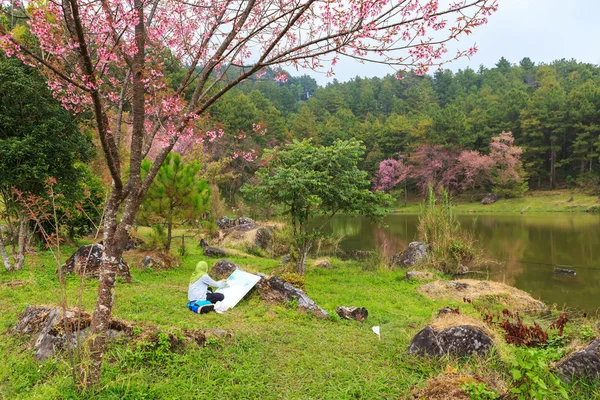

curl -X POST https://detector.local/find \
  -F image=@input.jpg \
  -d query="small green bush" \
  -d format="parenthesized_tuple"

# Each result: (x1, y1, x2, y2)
(510, 348, 569, 400)
(279, 272, 306, 288)
(461, 382, 500, 400)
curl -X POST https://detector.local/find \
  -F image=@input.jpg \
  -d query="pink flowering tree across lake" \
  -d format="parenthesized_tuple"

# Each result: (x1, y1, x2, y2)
(0, 0, 498, 387)
(456, 150, 494, 193)
(489, 131, 528, 197)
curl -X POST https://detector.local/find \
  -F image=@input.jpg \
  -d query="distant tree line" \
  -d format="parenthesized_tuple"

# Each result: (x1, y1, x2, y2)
(202, 57, 600, 197)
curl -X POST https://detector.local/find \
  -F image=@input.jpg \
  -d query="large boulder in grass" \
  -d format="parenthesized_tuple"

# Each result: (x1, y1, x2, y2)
(254, 227, 273, 250)
(335, 306, 368, 322)
(257, 274, 328, 319)
(212, 260, 238, 280)
(481, 193, 499, 205)
(556, 339, 600, 382)
(391, 242, 429, 267)
(199, 239, 227, 258)
(61, 244, 131, 282)
(408, 324, 494, 358)
(13, 305, 133, 360)
(204, 246, 227, 258)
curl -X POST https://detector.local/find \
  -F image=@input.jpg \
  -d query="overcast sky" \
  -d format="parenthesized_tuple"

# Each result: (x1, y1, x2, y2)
(292, 0, 600, 85)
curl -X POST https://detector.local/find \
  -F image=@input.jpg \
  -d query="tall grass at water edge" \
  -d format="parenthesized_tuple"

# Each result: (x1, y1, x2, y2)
(418, 186, 481, 275)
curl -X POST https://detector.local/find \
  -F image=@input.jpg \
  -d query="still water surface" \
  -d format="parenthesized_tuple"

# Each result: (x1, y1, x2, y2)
(317, 213, 600, 313)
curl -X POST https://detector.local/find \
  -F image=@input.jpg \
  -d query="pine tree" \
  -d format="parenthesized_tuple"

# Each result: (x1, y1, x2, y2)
(140, 154, 211, 250)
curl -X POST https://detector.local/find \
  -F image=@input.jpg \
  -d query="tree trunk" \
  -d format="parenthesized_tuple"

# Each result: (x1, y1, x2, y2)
(13, 213, 27, 270)
(166, 220, 172, 251)
(85, 190, 138, 387)
(0, 231, 12, 271)
(295, 241, 311, 276)
(550, 148, 556, 190)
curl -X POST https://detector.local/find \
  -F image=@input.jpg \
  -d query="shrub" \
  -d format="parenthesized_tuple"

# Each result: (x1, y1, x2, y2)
(279, 272, 306, 289)
(417, 186, 483, 274)
(576, 172, 600, 195)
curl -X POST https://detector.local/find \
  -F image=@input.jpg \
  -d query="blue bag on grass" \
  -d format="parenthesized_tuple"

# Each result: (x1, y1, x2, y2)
(186, 300, 214, 314)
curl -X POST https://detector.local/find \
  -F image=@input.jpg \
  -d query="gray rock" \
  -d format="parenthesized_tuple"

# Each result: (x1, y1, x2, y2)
(217, 216, 256, 229)
(481, 193, 499, 205)
(212, 259, 238, 280)
(280, 254, 292, 265)
(124, 235, 144, 250)
(140, 255, 166, 270)
(405, 271, 435, 281)
(392, 242, 429, 267)
(449, 281, 469, 290)
(237, 217, 255, 226)
(254, 227, 273, 250)
(407, 326, 444, 357)
(203, 246, 226, 258)
(557, 339, 600, 382)
(257, 275, 328, 319)
(554, 268, 576, 276)
(217, 217, 236, 229)
(438, 326, 493, 356)
(408, 325, 494, 358)
(14, 305, 132, 361)
(335, 306, 368, 322)
(61, 244, 131, 282)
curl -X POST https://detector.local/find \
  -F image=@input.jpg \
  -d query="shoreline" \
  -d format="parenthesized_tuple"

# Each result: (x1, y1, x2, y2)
(385, 190, 600, 214)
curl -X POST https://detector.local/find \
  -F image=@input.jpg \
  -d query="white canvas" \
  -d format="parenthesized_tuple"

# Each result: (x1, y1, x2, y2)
(214, 269, 261, 313)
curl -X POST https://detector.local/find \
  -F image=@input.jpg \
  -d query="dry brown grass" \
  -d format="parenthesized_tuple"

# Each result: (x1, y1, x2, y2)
(430, 312, 497, 340)
(412, 373, 482, 400)
(418, 279, 545, 311)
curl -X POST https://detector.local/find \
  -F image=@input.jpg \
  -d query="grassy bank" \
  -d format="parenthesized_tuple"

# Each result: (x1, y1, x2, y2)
(390, 190, 600, 214)
(1, 235, 599, 399)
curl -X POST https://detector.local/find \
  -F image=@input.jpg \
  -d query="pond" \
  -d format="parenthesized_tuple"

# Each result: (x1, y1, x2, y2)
(316, 213, 600, 314)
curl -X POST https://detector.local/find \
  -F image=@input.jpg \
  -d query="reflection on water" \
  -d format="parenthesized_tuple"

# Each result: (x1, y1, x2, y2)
(315, 213, 600, 314)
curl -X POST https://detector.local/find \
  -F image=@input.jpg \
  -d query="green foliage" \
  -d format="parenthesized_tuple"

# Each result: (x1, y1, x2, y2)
(579, 325, 597, 342)
(121, 332, 176, 367)
(279, 272, 306, 288)
(140, 153, 210, 250)
(510, 348, 569, 400)
(418, 187, 481, 274)
(0, 56, 98, 239)
(243, 139, 387, 274)
(461, 382, 500, 400)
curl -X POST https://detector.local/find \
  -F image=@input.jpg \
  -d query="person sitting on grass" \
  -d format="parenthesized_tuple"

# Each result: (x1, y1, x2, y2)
(188, 261, 227, 305)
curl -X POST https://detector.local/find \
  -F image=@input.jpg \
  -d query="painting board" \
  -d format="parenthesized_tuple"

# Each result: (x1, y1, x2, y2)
(214, 269, 261, 312)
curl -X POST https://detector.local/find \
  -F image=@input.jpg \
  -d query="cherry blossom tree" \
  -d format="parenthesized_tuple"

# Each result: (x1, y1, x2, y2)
(373, 158, 410, 192)
(0, 0, 498, 387)
(456, 150, 494, 192)
(408, 144, 459, 194)
(489, 130, 528, 196)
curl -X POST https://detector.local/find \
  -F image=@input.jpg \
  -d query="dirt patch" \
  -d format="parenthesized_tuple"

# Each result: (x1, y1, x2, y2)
(418, 279, 545, 311)
(125, 249, 180, 270)
(2, 280, 29, 288)
(413, 373, 480, 400)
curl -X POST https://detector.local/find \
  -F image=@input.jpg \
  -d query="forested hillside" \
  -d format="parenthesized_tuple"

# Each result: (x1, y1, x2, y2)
(203, 58, 600, 197)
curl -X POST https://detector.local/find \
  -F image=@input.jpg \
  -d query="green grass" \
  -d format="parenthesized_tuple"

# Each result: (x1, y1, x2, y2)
(389, 190, 600, 214)
(1, 236, 599, 399)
